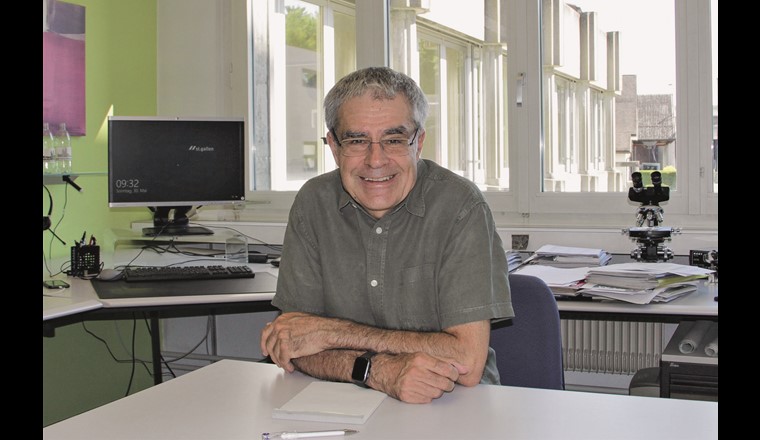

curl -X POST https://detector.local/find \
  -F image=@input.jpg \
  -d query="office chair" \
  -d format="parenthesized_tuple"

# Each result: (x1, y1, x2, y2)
(629, 367, 661, 397)
(490, 274, 565, 390)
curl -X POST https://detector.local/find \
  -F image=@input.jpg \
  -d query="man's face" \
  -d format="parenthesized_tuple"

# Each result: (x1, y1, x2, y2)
(328, 92, 425, 219)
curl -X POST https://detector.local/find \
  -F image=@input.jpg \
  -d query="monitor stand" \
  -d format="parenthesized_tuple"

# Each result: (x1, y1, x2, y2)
(144, 206, 214, 237)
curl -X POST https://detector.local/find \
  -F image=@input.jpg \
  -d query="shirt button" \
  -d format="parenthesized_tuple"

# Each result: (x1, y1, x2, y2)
(375, 227, 383, 234)
(370, 280, 378, 287)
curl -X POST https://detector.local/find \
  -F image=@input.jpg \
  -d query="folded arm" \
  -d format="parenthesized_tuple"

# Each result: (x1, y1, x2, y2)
(260, 312, 491, 400)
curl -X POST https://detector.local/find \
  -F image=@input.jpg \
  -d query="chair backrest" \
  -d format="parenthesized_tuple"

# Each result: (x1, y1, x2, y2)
(490, 274, 565, 390)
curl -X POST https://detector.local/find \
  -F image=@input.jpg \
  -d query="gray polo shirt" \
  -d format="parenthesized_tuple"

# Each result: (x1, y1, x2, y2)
(273, 159, 514, 384)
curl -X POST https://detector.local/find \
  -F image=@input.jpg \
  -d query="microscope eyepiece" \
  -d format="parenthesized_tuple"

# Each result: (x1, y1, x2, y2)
(628, 171, 669, 205)
(650, 171, 662, 187)
(631, 172, 643, 189)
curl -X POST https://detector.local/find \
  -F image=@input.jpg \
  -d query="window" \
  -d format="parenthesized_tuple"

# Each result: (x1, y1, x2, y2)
(390, 3, 509, 189)
(245, 0, 717, 229)
(502, 0, 716, 223)
(255, 0, 356, 191)
(417, 33, 485, 182)
(542, 0, 675, 194)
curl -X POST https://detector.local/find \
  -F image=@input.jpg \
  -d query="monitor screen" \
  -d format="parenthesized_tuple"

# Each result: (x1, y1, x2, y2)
(108, 116, 245, 236)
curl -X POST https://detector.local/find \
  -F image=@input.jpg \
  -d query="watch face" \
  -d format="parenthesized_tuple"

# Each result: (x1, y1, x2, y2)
(351, 356, 371, 383)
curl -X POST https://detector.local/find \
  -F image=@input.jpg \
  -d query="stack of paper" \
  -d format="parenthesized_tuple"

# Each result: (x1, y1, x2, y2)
(523, 244, 612, 268)
(585, 262, 713, 290)
(272, 381, 386, 425)
(579, 262, 714, 304)
(512, 265, 590, 297)
(578, 282, 698, 304)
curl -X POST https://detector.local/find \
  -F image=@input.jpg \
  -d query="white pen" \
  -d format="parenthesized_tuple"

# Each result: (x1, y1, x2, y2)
(261, 429, 358, 440)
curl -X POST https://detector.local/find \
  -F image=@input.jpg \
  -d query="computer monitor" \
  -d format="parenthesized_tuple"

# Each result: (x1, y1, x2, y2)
(108, 116, 246, 236)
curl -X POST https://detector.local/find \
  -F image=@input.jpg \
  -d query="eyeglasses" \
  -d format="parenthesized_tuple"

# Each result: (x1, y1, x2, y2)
(331, 129, 419, 157)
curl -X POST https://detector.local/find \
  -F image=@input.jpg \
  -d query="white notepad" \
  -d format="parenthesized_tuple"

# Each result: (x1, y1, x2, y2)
(272, 381, 386, 425)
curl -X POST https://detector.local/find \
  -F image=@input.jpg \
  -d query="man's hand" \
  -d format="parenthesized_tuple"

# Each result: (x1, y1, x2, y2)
(260, 312, 334, 372)
(368, 352, 470, 404)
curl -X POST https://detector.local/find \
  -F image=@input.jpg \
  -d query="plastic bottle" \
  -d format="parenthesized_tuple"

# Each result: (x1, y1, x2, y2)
(43, 122, 56, 174)
(54, 122, 72, 174)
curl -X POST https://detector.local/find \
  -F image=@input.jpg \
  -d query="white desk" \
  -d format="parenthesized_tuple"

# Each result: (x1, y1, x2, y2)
(42, 237, 280, 317)
(42, 276, 103, 322)
(43, 267, 277, 321)
(43, 359, 718, 440)
(43, 247, 278, 319)
(43, 289, 102, 321)
(44, 242, 718, 324)
(43, 248, 279, 384)
(43, 270, 717, 322)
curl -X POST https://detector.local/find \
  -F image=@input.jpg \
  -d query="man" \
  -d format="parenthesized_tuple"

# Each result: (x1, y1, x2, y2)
(261, 66, 513, 404)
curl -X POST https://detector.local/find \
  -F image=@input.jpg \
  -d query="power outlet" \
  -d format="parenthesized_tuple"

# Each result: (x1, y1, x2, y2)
(511, 234, 529, 250)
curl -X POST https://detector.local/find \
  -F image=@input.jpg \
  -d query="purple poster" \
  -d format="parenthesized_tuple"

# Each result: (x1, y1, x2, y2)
(43, 0, 86, 136)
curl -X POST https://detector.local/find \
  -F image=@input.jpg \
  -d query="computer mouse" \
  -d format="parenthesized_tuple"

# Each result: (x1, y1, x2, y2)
(97, 268, 124, 281)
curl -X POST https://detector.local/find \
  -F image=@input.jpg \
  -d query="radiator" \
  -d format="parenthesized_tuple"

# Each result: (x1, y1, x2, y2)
(561, 320, 662, 375)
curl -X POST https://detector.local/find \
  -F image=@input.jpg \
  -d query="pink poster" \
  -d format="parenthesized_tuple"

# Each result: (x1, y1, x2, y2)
(43, 0, 86, 136)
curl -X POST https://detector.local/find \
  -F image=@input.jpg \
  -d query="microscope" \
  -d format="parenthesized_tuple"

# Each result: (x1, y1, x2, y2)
(623, 171, 680, 262)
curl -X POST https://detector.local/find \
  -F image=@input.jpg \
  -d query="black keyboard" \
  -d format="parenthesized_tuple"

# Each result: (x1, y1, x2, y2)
(123, 265, 255, 282)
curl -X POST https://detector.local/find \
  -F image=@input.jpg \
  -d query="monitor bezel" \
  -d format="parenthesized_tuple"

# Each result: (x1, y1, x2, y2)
(107, 115, 246, 209)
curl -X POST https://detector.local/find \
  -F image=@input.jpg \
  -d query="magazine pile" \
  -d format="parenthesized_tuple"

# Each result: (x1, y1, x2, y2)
(522, 244, 612, 268)
(579, 262, 715, 304)
(513, 245, 611, 297)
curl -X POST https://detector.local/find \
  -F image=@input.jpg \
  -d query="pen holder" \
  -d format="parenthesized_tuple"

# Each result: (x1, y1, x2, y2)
(70, 245, 100, 276)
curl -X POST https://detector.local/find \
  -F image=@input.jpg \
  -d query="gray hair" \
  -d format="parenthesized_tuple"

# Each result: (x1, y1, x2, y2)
(324, 66, 428, 133)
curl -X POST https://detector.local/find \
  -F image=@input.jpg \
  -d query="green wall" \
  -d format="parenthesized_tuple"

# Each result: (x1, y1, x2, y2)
(43, 0, 158, 427)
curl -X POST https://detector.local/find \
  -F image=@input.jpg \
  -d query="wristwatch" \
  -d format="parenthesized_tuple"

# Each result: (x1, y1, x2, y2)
(351, 351, 377, 388)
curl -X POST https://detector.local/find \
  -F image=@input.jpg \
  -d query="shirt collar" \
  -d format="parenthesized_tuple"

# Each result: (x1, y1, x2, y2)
(402, 159, 427, 217)
(336, 159, 429, 218)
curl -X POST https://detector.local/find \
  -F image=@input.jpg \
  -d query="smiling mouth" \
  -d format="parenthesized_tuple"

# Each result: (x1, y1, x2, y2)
(361, 174, 396, 182)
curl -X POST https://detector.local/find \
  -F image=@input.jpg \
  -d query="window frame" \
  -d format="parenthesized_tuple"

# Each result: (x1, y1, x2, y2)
(242, 0, 717, 231)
